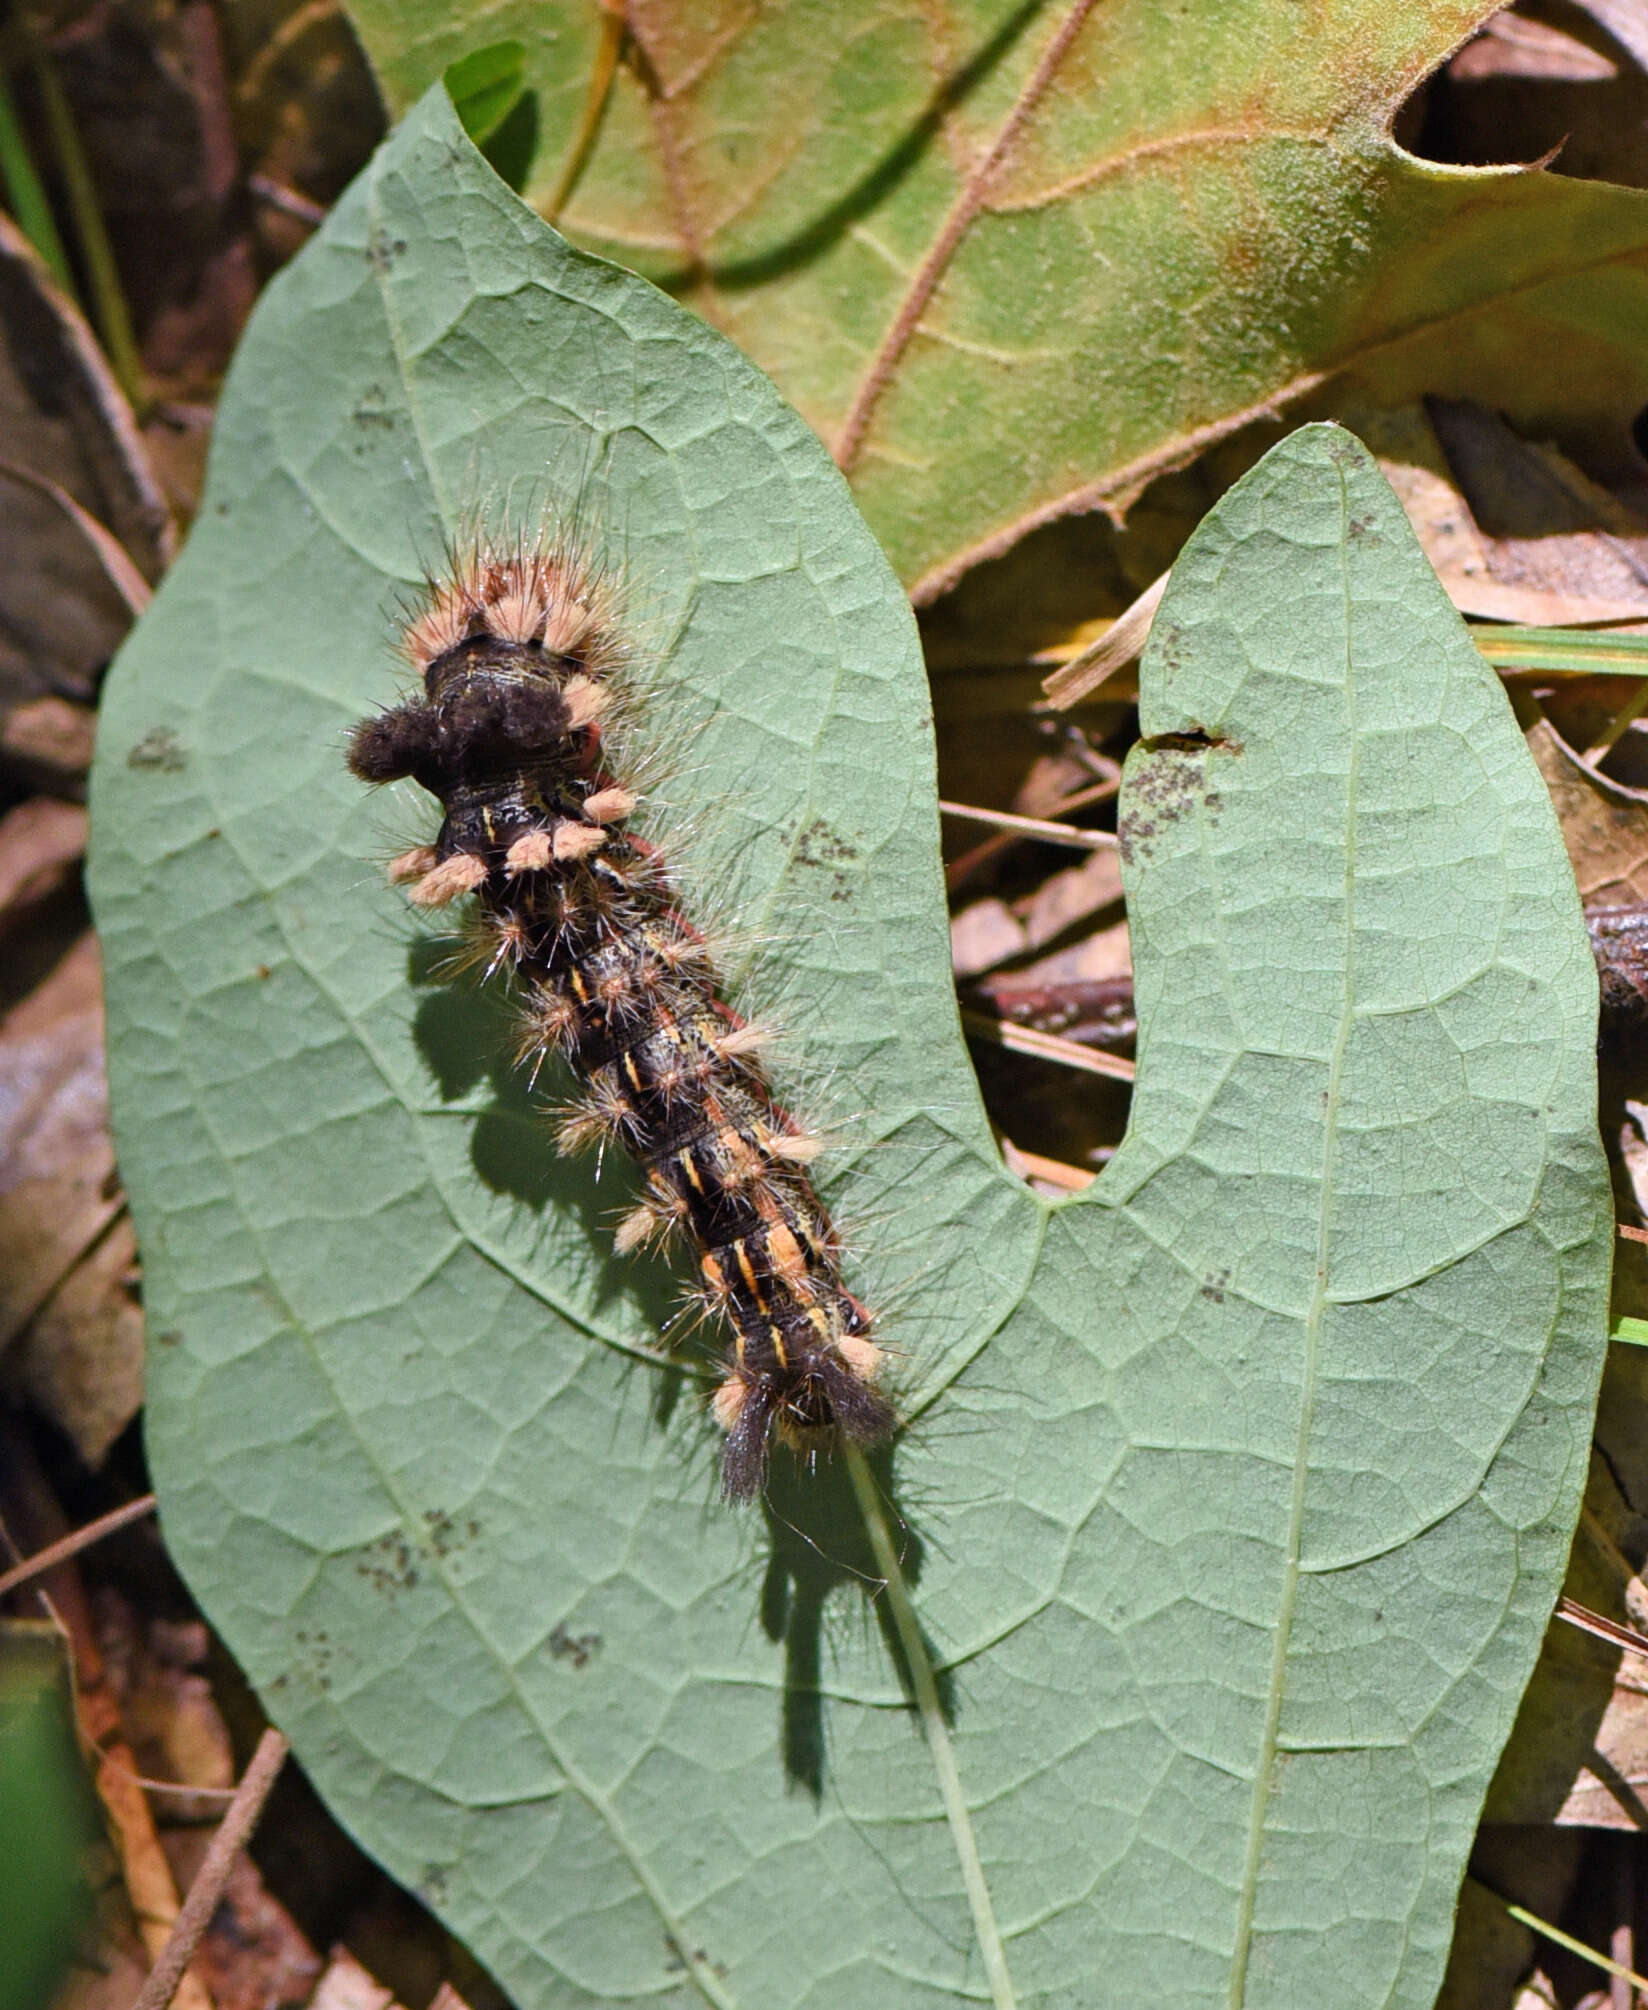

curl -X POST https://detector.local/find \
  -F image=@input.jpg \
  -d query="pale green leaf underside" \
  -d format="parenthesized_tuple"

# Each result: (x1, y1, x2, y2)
(89, 92, 1609, 2010)
(343, 0, 1648, 599)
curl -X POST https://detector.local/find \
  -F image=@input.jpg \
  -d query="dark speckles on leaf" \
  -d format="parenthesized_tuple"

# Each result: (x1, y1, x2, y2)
(354, 1515, 489, 1591)
(547, 1623, 601, 1669)
(1117, 814, 1151, 866)
(663, 1937, 726, 1981)
(127, 728, 186, 771)
(352, 386, 397, 428)
(1347, 511, 1378, 541)
(357, 1532, 418, 1594)
(1201, 1268, 1230, 1304)
(1119, 729, 1235, 862)
(794, 816, 858, 901)
(795, 816, 857, 868)
(366, 230, 406, 273)
(422, 1507, 481, 1559)
(1119, 745, 1207, 864)
(294, 1628, 332, 1692)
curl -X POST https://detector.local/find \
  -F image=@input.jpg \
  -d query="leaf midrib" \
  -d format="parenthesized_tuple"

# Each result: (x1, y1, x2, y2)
(1227, 465, 1356, 2008)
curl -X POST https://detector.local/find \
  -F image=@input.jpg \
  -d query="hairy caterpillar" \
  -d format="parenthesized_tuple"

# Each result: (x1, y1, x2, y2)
(346, 536, 895, 1500)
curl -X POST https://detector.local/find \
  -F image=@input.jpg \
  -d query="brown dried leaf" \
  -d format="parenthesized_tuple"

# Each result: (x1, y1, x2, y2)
(9, 1216, 143, 1469)
(1438, 1, 1648, 197)
(1010, 914, 1133, 988)
(1014, 843, 1124, 952)
(1528, 713, 1648, 905)
(110, 1608, 233, 1820)
(1450, 10, 1617, 81)
(1, 699, 99, 798)
(0, 1438, 211, 2010)
(1575, 0, 1648, 70)
(0, 216, 169, 712)
(1348, 398, 1648, 623)
(0, 935, 118, 1354)
(308, 1948, 410, 2010)
(0, 800, 87, 926)
(950, 897, 1027, 979)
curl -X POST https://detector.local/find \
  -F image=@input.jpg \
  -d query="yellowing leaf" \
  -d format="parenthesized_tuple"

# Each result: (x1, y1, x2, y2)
(343, 0, 1648, 597)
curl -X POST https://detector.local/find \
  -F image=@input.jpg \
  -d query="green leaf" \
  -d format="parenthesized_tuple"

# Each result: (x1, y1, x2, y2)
(1609, 1233, 1648, 1346)
(0, 1623, 96, 2010)
(88, 89, 1611, 2010)
(443, 40, 527, 147)
(339, 0, 1648, 600)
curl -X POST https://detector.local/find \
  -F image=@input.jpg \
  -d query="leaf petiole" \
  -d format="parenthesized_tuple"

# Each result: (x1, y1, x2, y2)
(845, 1447, 1019, 2010)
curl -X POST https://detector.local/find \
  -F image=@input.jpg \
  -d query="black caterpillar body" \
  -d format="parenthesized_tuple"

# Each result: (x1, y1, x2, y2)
(347, 544, 893, 1499)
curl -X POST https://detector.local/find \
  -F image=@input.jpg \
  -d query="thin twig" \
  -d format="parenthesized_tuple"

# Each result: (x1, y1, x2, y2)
(1556, 1595, 1648, 1660)
(999, 1137, 1095, 1191)
(542, 1, 627, 224)
(0, 1494, 157, 1600)
(1501, 1898, 1648, 1996)
(106, 1765, 241, 1805)
(1584, 674, 1648, 766)
(130, 1729, 289, 2010)
(247, 174, 325, 230)
(939, 800, 1119, 851)
(944, 771, 1119, 892)
(961, 1008, 1136, 1083)
(845, 1450, 1018, 2010)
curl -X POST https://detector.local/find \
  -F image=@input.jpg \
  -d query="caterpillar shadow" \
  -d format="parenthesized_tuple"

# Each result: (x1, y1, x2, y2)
(758, 1445, 954, 1800)
(408, 937, 954, 1796)
(408, 938, 696, 1426)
